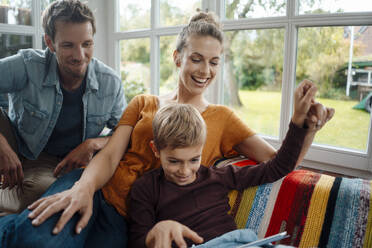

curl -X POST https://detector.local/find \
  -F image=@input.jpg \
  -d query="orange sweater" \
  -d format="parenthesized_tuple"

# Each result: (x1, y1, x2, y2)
(102, 94, 255, 217)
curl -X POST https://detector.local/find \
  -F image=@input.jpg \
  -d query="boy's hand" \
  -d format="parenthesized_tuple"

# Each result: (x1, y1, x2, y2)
(146, 220, 203, 248)
(292, 80, 317, 127)
(292, 80, 334, 130)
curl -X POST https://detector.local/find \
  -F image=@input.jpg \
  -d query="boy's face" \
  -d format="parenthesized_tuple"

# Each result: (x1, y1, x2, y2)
(153, 143, 203, 186)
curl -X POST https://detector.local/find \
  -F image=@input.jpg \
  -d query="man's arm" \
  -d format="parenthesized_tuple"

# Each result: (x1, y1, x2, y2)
(53, 136, 109, 176)
(0, 53, 28, 93)
(54, 77, 127, 176)
(0, 133, 23, 189)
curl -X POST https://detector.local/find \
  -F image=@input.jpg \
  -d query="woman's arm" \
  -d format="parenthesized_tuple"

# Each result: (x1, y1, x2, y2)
(28, 124, 133, 234)
(233, 135, 277, 163)
(234, 80, 334, 166)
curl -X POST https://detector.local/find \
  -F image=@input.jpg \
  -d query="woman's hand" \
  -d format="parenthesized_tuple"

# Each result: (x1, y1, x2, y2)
(146, 220, 203, 248)
(292, 80, 334, 130)
(27, 181, 94, 235)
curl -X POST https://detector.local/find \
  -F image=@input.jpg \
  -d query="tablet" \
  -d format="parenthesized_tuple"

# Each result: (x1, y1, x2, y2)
(236, 231, 290, 248)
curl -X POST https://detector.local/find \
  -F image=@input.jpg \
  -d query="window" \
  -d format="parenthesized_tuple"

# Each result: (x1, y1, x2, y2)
(0, 0, 44, 109)
(110, 0, 372, 177)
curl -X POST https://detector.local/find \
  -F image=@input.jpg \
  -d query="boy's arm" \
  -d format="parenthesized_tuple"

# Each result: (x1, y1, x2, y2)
(128, 176, 158, 248)
(221, 80, 334, 189)
(129, 175, 203, 248)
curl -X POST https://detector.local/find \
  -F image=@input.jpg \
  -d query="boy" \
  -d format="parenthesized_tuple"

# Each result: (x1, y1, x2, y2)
(128, 83, 332, 248)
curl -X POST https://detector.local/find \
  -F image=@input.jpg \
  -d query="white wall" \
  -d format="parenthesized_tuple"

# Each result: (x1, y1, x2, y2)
(87, 0, 108, 64)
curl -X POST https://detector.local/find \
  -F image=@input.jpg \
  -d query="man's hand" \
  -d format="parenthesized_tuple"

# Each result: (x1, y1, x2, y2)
(28, 181, 93, 235)
(0, 135, 23, 189)
(54, 138, 107, 177)
(146, 220, 203, 248)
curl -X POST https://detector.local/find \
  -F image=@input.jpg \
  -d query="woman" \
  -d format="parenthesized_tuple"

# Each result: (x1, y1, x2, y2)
(0, 11, 333, 248)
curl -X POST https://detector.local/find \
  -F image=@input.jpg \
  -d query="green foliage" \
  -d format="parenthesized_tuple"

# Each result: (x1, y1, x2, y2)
(296, 26, 363, 99)
(229, 28, 284, 91)
(121, 71, 146, 102)
(235, 90, 370, 151)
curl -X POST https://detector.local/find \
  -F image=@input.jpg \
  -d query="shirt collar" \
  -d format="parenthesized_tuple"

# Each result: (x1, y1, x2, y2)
(42, 48, 98, 92)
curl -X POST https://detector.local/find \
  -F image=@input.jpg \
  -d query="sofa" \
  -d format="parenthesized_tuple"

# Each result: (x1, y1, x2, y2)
(215, 156, 372, 248)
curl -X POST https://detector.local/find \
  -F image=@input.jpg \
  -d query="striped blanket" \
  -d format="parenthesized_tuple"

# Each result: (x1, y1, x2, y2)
(215, 158, 372, 248)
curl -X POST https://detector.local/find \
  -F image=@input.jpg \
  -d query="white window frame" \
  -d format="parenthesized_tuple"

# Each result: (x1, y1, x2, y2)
(2, 0, 370, 178)
(108, 0, 372, 178)
(0, 0, 45, 49)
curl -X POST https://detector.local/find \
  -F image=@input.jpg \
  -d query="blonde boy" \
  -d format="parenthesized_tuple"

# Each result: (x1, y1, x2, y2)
(128, 82, 331, 248)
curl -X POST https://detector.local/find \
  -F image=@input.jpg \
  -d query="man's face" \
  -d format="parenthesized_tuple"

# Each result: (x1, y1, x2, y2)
(46, 21, 94, 81)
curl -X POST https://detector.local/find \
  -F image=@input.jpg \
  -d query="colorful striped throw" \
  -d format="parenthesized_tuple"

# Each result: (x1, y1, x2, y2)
(215, 157, 372, 248)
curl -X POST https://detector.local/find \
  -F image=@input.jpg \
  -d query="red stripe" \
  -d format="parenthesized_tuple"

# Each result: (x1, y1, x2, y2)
(285, 171, 321, 246)
(265, 170, 308, 238)
(232, 159, 258, 167)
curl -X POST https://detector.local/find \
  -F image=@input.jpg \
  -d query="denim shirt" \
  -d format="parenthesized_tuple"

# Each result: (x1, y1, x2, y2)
(0, 48, 127, 160)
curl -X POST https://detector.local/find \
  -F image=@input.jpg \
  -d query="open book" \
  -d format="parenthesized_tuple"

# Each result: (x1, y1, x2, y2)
(236, 231, 290, 248)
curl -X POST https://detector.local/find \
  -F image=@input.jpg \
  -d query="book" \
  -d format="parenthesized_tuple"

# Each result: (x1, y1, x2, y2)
(236, 231, 290, 248)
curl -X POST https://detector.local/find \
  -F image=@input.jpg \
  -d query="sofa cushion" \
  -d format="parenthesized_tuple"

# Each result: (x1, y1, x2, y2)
(214, 157, 372, 248)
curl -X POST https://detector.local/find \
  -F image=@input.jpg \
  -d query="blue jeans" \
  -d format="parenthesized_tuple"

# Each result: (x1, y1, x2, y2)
(0, 169, 128, 248)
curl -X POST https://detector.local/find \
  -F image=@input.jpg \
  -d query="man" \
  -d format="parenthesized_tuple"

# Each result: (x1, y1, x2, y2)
(0, 0, 126, 214)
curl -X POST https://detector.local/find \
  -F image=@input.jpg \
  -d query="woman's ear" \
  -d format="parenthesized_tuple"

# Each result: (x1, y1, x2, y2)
(173, 50, 181, 67)
(149, 140, 160, 158)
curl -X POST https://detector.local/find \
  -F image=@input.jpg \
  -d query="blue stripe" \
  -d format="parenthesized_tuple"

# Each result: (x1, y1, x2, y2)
(327, 178, 362, 248)
(245, 183, 273, 233)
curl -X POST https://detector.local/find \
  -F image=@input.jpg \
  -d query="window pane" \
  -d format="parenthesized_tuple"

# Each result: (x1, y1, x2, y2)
(160, 35, 177, 95)
(0, 33, 32, 58)
(224, 29, 285, 138)
(120, 39, 150, 102)
(296, 26, 372, 152)
(0, 0, 32, 25)
(119, 0, 150, 31)
(160, 0, 201, 26)
(0, 33, 33, 108)
(299, 0, 372, 15)
(225, 0, 286, 19)
(41, 0, 56, 11)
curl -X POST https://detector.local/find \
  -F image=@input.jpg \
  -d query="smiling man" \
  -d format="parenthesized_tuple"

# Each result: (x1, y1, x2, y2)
(0, 0, 126, 215)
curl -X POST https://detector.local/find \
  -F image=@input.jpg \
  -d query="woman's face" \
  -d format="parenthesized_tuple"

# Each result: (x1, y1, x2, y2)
(176, 35, 223, 96)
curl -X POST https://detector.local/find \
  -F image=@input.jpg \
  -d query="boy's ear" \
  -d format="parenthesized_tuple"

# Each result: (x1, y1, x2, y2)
(149, 140, 160, 158)
(44, 34, 56, 52)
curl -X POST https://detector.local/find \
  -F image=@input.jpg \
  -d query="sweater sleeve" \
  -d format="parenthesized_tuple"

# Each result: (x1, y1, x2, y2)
(117, 94, 142, 127)
(219, 121, 308, 190)
(128, 173, 157, 248)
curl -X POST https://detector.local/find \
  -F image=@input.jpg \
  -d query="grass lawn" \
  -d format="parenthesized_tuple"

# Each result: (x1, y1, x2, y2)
(231, 90, 370, 151)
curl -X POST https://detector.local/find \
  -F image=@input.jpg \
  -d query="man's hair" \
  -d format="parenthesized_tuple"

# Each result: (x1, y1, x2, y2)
(42, 0, 96, 41)
(152, 104, 207, 151)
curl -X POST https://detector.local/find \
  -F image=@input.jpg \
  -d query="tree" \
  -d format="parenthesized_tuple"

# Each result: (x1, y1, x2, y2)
(224, 0, 286, 106)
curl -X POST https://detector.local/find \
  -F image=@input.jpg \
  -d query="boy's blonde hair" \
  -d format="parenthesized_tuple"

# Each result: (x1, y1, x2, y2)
(152, 104, 207, 151)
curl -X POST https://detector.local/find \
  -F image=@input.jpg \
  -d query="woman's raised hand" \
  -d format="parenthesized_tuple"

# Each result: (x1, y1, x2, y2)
(292, 80, 334, 130)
